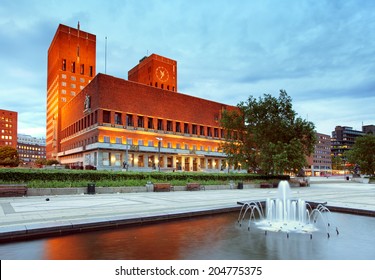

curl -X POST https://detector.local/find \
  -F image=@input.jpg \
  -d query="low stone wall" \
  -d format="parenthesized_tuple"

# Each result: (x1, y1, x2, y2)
(25, 183, 259, 196)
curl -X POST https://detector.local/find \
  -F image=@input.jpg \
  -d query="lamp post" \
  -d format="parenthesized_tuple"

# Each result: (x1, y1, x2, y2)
(156, 137, 163, 172)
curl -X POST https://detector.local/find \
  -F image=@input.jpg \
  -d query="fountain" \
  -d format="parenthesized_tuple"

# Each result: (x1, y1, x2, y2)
(238, 180, 338, 238)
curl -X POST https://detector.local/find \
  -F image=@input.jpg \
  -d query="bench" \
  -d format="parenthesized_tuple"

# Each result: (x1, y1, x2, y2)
(153, 183, 174, 192)
(186, 183, 205, 191)
(0, 184, 28, 197)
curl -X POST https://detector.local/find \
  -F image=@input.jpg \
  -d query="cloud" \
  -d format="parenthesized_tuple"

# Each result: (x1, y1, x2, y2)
(0, 0, 374, 139)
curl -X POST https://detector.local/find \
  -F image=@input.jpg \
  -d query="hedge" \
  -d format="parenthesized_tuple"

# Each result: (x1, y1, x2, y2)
(0, 168, 289, 184)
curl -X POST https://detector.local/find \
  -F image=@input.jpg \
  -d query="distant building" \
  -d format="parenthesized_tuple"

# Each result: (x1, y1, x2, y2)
(331, 126, 365, 159)
(306, 132, 332, 176)
(17, 134, 46, 163)
(0, 109, 17, 149)
(362, 124, 375, 135)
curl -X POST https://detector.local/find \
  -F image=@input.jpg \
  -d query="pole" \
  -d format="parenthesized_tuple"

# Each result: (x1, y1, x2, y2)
(156, 137, 162, 172)
(105, 36, 107, 74)
(158, 140, 161, 172)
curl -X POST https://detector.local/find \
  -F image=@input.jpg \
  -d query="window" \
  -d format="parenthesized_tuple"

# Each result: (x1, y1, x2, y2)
(103, 110, 111, 123)
(80, 64, 84, 75)
(62, 59, 66, 71)
(176, 143, 181, 149)
(138, 140, 144, 146)
(214, 128, 219, 138)
(148, 140, 154, 147)
(200, 126, 205, 136)
(71, 76, 76, 81)
(61, 82, 66, 87)
(184, 123, 189, 134)
(148, 118, 154, 129)
(184, 144, 189, 150)
(207, 127, 212, 137)
(103, 136, 110, 143)
(116, 137, 122, 144)
(102, 152, 110, 166)
(126, 114, 133, 126)
(176, 122, 181, 133)
(138, 116, 144, 128)
(114, 153, 121, 166)
(61, 89, 66, 94)
(192, 125, 197, 135)
(70, 84, 76, 88)
(89, 66, 93, 77)
(71, 61, 75, 73)
(167, 120, 173, 131)
(157, 119, 164, 130)
(114, 112, 122, 125)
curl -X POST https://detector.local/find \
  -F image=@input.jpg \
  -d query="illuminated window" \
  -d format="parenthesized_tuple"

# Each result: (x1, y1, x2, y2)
(62, 59, 66, 71)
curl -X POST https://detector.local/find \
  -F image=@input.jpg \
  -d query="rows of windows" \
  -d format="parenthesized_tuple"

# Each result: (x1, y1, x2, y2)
(62, 59, 93, 77)
(63, 133, 220, 154)
(102, 110, 225, 139)
(61, 111, 98, 139)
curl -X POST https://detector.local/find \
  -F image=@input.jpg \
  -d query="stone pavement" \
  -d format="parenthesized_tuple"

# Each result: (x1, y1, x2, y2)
(0, 178, 374, 242)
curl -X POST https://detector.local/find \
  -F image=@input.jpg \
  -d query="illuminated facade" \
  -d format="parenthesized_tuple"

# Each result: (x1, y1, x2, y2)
(59, 73, 235, 171)
(17, 134, 46, 163)
(0, 109, 17, 149)
(306, 132, 332, 176)
(46, 23, 96, 159)
(49, 24, 236, 171)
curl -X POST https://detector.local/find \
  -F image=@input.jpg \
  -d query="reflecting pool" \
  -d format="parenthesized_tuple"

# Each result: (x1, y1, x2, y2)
(0, 212, 374, 260)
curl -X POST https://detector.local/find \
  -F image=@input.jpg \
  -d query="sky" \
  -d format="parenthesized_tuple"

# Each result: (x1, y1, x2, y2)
(0, 0, 374, 138)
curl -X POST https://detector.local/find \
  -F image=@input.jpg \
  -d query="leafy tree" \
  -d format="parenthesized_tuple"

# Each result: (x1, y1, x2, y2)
(0, 146, 20, 167)
(220, 90, 316, 175)
(346, 134, 375, 176)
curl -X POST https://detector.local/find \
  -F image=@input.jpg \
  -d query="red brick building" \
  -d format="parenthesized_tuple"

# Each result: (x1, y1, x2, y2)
(0, 109, 18, 149)
(49, 24, 237, 171)
(46, 23, 96, 159)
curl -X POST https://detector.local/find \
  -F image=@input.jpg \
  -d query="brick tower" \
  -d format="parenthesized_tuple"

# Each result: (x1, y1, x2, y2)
(128, 54, 177, 92)
(46, 23, 96, 159)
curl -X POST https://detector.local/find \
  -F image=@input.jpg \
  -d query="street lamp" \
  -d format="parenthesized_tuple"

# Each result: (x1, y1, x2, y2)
(156, 137, 163, 172)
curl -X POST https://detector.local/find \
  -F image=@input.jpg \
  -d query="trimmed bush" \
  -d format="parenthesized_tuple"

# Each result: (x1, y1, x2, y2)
(0, 168, 289, 187)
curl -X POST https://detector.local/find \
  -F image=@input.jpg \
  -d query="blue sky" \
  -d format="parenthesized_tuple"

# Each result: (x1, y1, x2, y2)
(0, 0, 374, 138)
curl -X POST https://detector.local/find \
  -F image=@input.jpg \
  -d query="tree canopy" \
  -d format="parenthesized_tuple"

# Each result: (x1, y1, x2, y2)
(0, 146, 20, 167)
(220, 90, 316, 175)
(346, 134, 375, 176)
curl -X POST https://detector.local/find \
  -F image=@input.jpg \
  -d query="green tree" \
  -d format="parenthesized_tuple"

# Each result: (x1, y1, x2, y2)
(346, 134, 375, 176)
(0, 146, 20, 167)
(220, 90, 316, 175)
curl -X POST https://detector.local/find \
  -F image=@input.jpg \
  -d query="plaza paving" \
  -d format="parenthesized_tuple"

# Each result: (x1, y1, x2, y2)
(0, 177, 374, 241)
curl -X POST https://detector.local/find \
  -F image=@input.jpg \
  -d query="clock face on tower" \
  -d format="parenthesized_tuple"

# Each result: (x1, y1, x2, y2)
(155, 66, 169, 82)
